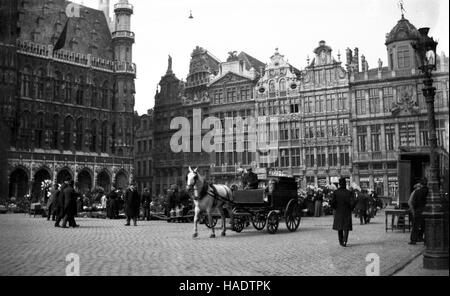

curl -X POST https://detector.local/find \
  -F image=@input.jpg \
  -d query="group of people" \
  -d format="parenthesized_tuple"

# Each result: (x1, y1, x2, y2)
(46, 180, 80, 228)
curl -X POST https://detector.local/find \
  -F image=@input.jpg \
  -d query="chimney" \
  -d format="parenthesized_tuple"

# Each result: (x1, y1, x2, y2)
(361, 55, 367, 72)
(98, 0, 111, 25)
(346, 48, 352, 69)
(353, 47, 359, 72)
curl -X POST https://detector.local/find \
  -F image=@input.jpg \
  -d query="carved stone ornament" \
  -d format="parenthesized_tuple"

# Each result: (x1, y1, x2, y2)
(391, 85, 419, 115)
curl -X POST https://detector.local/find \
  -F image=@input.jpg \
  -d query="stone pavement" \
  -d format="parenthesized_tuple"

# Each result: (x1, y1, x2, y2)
(393, 253, 449, 276)
(0, 210, 430, 276)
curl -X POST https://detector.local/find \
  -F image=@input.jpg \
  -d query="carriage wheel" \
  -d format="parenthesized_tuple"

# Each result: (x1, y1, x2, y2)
(285, 199, 302, 232)
(266, 211, 279, 234)
(251, 213, 267, 230)
(232, 218, 245, 233)
(205, 216, 218, 229)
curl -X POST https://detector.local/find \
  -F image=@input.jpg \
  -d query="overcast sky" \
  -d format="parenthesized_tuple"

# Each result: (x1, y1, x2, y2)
(74, 0, 449, 115)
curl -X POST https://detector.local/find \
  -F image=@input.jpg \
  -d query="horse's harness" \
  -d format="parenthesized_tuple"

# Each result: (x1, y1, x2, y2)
(188, 174, 231, 204)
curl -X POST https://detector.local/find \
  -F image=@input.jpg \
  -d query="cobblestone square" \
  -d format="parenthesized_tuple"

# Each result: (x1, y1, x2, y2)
(0, 211, 425, 276)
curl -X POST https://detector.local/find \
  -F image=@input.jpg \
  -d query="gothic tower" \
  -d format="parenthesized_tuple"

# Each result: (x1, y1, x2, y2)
(112, 0, 135, 161)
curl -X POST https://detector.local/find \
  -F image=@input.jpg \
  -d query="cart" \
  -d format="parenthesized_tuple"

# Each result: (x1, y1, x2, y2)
(204, 176, 302, 234)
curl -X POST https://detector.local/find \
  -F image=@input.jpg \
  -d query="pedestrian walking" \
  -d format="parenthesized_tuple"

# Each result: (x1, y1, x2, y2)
(314, 188, 324, 217)
(101, 194, 107, 213)
(330, 177, 356, 247)
(54, 183, 67, 227)
(355, 188, 370, 224)
(141, 187, 152, 221)
(124, 183, 140, 226)
(46, 184, 59, 221)
(408, 178, 428, 245)
(107, 187, 117, 219)
(61, 180, 79, 228)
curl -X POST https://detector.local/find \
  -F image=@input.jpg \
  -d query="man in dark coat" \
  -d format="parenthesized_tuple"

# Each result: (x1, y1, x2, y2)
(54, 183, 67, 227)
(107, 187, 117, 219)
(61, 181, 79, 228)
(330, 177, 356, 247)
(47, 184, 59, 221)
(409, 178, 429, 245)
(124, 183, 140, 226)
(242, 168, 258, 189)
(355, 189, 370, 224)
(141, 187, 152, 221)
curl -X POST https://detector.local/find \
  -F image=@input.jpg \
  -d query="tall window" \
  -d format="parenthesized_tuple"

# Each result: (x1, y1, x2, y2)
(290, 98, 300, 113)
(305, 147, 315, 167)
(34, 113, 44, 149)
(383, 87, 394, 112)
(304, 121, 314, 139)
(385, 124, 396, 151)
(65, 74, 72, 103)
(326, 94, 333, 112)
(357, 126, 367, 152)
(21, 67, 32, 97)
(328, 146, 338, 167)
(400, 123, 416, 147)
(436, 119, 447, 149)
(369, 88, 380, 114)
(92, 80, 99, 107)
(54, 72, 63, 101)
(291, 122, 300, 140)
(75, 118, 83, 151)
(339, 146, 350, 166)
(63, 117, 73, 150)
(101, 121, 108, 153)
(316, 120, 326, 138)
(76, 76, 84, 105)
(101, 82, 108, 109)
(226, 88, 236, 103)
(36, 69, 45, 100)
(291, 148, 301, 167)
(338, 119, 349, 136)
(317, 147, 326, 167)
(240, 87, 251, 101)
(280, 149, 290, 167)
(269, 80, 275, 94)
(371, 125, 381, 151)
(51, 115, 59, 149)
(279, 122, 289, 141)
(397, 46, 411, 69)
(356, 90, 366, 115)
(328, 119, 338, 138)
(90, 120, 98, 152)
(419, 121, 428, 146)
(338, 92, 347, 111)
(279, 79, 286, 94)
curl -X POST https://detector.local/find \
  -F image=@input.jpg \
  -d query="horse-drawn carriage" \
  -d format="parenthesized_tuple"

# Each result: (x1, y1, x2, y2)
(203, 176, 302, 234)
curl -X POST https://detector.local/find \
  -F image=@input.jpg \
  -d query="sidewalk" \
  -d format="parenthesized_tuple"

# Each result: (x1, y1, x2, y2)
(393, 251, 449, 276)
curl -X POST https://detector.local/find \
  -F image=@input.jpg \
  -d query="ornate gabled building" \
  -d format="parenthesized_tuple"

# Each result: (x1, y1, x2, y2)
(254, 45, 351, 187)
(0, 0, 136, 202)
(153, 55, 185, 195)
(208, 51, 264, 185)
(349, 15, 449, 198)
(134, 109, 153, 195)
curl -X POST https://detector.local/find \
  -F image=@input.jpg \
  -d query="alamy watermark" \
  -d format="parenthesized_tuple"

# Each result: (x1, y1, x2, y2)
(170, 109, 280, 164)
(65, 253, 80, 276)
(365, 253, 380, 276)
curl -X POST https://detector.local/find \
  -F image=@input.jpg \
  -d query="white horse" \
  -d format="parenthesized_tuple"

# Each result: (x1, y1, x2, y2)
(186, 167, 234, 238)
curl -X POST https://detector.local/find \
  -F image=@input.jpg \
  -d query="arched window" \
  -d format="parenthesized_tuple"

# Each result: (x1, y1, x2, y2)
(34, 113, 44, 149)
(101, 81, 108, 109)
(21, 67, 31, 97)
(90, 120, 98, 152)
(54, 71, 63, 101)
(75, 118, 83, 151)
(76, 76, 84, 105)
(65, 74, 73, 103)
(51, 114, 59, 149)
(92, 79, 99, 107)
(36, 68, 45, 100)
(111, 122, 116, 154)
(279, 79, 286, 92)
(269, 80, 275, 93)
(63, 116, 73, 150)
(101, 121, 108, 153)
(20, 111, 32, 146)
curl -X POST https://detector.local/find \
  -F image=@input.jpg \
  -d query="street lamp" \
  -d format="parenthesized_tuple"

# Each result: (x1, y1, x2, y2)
(412, 27, 449, 270)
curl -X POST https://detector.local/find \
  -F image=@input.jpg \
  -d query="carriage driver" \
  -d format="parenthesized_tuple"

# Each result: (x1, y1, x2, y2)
(242, 168, 259, 190)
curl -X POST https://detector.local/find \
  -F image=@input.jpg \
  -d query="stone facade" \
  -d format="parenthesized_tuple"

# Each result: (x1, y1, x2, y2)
(0, 0, 136, 201)
(134, 109, 153, 195)
(149, 15, 448, 198)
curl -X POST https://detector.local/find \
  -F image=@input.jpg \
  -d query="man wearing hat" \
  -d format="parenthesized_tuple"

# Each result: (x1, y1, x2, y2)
(330, 177, 356, 247)
(242, 168, 258, 190)
(124, 182, 140, 226)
